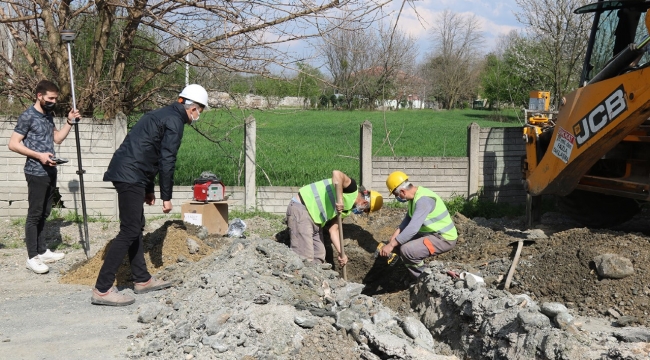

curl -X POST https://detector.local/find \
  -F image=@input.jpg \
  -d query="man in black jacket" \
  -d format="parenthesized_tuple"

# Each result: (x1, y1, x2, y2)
(91, 84, 208, 306)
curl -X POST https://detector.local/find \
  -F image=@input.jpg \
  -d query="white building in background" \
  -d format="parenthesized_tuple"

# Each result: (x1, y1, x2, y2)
(207, 91, 310, 109)
(380, 97, 427, 110)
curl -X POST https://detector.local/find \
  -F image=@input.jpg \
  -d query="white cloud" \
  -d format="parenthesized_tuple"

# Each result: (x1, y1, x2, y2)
(384, 0, 524, 60)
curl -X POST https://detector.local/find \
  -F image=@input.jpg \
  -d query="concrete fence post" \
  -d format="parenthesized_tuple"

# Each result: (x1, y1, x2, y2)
(467, 122, 480, 199)
(360, 120, 373, 188)
(245, 115, 256, 211)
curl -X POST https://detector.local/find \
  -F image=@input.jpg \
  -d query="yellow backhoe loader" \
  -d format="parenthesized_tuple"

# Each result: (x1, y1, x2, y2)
(523, 0, 650, 227)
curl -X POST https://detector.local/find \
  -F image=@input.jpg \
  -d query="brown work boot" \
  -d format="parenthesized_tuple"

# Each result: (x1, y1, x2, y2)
(134, 276, 172, 294)
(91, 286, 135, 306)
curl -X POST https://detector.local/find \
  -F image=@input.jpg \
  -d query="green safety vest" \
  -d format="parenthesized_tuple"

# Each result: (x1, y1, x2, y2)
(408, 187, 458, 241)
(299, 178, 358, 225)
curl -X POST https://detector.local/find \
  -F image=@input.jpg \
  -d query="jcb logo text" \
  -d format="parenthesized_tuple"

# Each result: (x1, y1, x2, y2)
(573, 85, 627, 147)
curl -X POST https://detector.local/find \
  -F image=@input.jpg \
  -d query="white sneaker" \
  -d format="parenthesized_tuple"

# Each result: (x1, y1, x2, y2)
(26, 256, 49, 274)
(38, 249, 65, 263)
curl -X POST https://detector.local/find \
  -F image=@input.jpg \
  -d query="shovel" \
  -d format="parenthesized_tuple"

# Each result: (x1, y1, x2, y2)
(503, 239, 535, 290)
(334, 181, 347, 281)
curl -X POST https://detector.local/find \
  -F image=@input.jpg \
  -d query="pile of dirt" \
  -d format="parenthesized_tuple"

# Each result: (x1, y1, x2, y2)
(442, 212, 650, 325)
(60, 221, 214, 286)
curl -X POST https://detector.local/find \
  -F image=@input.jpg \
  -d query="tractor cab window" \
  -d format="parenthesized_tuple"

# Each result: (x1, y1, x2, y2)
(578, 1, 650, 84)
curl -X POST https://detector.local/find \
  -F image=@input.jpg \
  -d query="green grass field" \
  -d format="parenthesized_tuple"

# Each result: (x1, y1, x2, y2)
(174, 108, 523, 187)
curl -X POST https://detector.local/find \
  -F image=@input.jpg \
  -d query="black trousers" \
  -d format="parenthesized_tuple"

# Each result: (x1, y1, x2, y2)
(95, 182, 151, 292)
(25, 173, 56, 259)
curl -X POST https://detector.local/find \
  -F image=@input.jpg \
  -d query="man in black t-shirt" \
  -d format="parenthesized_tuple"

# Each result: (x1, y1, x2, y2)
(8, 80, 80, 274)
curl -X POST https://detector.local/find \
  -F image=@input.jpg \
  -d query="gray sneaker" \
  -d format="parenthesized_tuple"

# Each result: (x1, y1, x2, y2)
(91, 286, 135, 306)
(134, 276, 172, 294)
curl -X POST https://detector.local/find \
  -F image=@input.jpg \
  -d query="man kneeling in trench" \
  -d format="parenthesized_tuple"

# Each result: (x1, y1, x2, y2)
(379, 171, 458, 283)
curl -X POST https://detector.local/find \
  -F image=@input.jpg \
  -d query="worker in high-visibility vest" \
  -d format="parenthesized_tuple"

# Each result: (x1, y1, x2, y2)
(286, 170, 383, 266)
(381, 171, 458, 280)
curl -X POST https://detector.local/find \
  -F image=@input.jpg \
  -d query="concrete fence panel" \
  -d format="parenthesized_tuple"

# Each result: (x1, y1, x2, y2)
(1, 114, 526, 220)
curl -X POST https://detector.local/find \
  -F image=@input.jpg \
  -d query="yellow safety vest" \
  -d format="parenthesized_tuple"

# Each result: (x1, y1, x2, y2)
(299, 178, 358, 225)
(408, 187, 458, 241)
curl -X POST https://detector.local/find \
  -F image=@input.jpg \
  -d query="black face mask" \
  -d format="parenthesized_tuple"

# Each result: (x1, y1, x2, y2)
(40, 100, 55, 112)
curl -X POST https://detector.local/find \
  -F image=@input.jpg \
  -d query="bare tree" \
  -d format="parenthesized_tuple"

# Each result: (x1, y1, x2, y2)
(358, 23, 417, 108)
(320, 19, 417, 109)
(320, 15, 377, 108)
(0, 0, 390, 118)
(0, 21, 15, 102)
(425, 10, 483, 110)
(514, 0, 592, 108)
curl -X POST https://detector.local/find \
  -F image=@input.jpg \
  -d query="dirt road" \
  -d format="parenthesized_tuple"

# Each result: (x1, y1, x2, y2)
(0, 238, 138, 359)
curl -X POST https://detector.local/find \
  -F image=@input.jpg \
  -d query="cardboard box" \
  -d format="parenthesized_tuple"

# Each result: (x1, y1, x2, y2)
(181, 201, 229, 235)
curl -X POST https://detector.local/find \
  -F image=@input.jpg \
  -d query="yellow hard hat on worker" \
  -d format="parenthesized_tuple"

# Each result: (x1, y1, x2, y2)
(358, 186, 383, 213)
(386, 171, 409, 194)
(367, 190, 383, 212)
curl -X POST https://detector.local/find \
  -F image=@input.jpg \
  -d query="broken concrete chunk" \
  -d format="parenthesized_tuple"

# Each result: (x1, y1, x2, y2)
(541, 302, 568, 318)
(204, 311, 231, 335)
(350, 322, 367, 344)
(294, 315, 318, 328)
(401, 316, 435, 349)
(361, 322, 453, 360)
(593, 254, 634, 279)
(172, 321, 191, 342)
(554, 312, 574, 330)
(197, 226, 208, 240)
(613, 327, 650, 342)
(517, 310, 551, 331)
(615, 316, 638, 327)
(186, 238, 200, 254)
(138, 303, 166, 324)
(372, 309, 393, 325)
(460, 272, 484, 290)
(509, 294, 537, 310)
(336, 309, 360, 331)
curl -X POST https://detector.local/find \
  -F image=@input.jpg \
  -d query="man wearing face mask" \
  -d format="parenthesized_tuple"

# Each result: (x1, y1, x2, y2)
(92, 84, 208, 306)
(381, 171, 458, 281)
(8, 80, 80, 274)
(286, 170, 382, 267)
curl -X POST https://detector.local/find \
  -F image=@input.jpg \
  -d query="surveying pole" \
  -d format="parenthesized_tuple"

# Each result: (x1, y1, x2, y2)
(61, 29, 90, 259)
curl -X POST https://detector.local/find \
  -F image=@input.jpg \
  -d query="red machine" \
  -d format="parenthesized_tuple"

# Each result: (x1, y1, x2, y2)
(192, 172, 225, 202)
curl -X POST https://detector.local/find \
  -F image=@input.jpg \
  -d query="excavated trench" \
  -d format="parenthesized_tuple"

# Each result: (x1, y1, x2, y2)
(314, 208, 650, 359)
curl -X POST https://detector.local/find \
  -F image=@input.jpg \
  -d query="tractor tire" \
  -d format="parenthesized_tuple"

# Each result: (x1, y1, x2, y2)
(556, 189, 639, 228)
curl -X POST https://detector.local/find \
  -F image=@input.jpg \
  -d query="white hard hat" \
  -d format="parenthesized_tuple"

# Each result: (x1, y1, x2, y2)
(179, 84, 209, 108)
